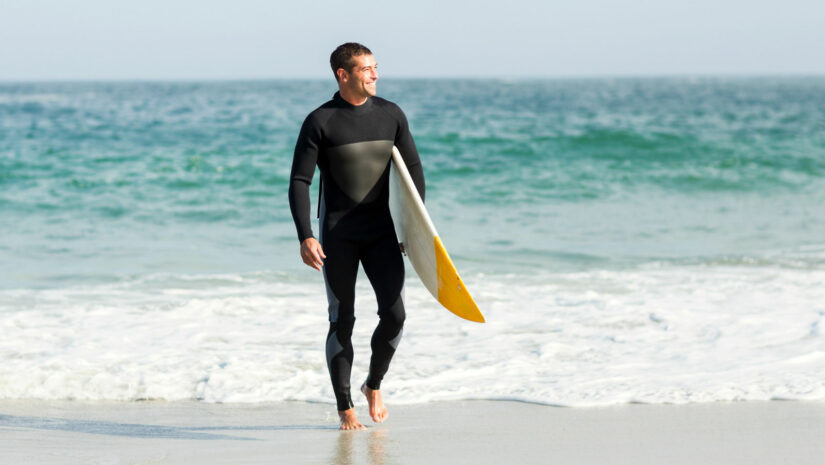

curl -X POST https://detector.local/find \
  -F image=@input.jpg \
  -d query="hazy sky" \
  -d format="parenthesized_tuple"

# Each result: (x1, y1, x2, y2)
(2, 0, 823, 80)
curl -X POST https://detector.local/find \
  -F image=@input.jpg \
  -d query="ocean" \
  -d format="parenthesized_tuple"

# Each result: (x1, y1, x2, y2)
(1, 78, 824, 406)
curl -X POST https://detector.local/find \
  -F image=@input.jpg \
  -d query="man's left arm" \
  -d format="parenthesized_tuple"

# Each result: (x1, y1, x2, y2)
(394, 108, 426, 202)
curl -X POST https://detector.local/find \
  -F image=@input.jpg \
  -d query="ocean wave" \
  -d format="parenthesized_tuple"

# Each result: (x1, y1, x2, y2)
(1, 263, 823, 406)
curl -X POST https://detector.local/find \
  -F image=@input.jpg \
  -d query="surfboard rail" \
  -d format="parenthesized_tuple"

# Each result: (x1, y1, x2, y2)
(389, 146, 485, 323)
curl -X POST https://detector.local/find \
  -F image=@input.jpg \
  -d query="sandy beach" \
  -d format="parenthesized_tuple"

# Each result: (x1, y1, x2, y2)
(2, 399, 824, 464)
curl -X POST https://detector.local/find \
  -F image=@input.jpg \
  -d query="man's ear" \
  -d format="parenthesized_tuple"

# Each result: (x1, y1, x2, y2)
(336, 68, 348, 82)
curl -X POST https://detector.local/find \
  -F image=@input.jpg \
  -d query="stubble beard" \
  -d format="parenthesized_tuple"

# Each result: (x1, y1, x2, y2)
(364, 82, 377, 98)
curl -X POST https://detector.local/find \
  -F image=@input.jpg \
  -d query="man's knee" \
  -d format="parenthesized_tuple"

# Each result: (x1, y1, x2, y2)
(332, 313, 356, 339)
(378, 297, 405, 329)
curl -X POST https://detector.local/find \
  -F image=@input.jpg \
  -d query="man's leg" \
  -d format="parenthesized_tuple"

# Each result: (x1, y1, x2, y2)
(360, 232, 406, 423)
(321, 233, 363, 429)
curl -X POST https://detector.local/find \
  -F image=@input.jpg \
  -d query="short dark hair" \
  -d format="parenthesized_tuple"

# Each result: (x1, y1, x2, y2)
(330, 42, 373, 81)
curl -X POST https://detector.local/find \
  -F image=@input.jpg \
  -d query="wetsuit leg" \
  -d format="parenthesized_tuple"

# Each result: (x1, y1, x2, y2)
(360, 232, 406, 390)
(321, 232, 359, 411)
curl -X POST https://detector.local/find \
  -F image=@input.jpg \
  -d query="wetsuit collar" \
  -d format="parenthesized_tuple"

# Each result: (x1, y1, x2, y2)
(333, 91, 374, 113)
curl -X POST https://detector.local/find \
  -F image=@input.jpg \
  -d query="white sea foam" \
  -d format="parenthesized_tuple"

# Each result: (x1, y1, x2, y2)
(1, 264, 824, 406)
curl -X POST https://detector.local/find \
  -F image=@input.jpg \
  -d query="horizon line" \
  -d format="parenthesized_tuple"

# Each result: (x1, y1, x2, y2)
(2, 72, 825, 85)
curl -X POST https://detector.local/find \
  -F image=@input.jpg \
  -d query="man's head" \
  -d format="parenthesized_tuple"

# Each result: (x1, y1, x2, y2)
(330, 42, 378, 104)
(330, 42, 373, 81)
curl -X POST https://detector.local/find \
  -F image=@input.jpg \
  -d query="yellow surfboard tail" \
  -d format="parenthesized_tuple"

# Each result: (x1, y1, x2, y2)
(434, 236, 486, 323)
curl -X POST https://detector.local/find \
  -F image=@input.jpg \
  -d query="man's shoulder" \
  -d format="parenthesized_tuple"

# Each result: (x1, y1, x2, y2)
(371, 96, 406, 120)
(308, 97, 339, 117)
(371, 96, 400, 110)
(302, 98, 338, 128)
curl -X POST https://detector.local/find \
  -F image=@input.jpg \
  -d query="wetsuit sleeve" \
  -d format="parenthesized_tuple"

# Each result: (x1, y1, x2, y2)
(393, 107, 426, 202)
(288, 115, 321, 242)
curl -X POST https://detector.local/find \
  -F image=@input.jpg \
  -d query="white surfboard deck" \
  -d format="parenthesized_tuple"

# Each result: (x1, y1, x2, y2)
(388, 146, 485, 323)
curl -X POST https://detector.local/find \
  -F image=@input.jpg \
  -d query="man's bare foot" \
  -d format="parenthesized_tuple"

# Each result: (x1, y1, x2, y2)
(361, 382, 388, 423)
(338, 408, 365, 430)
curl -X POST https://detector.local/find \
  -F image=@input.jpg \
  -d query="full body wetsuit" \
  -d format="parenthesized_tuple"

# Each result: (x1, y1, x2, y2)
(288, 92, 425, 411)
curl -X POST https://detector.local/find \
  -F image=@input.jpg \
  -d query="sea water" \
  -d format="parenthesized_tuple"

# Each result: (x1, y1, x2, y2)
(1, 78, 824, 406)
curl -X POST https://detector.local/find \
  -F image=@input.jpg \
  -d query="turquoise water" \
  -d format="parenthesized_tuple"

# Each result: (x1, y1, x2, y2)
(2, 79, 825, 405)
(3, 78, 824, 287)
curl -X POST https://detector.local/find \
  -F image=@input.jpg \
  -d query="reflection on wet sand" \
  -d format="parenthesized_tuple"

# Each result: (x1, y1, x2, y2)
(332, 428, 393, 465)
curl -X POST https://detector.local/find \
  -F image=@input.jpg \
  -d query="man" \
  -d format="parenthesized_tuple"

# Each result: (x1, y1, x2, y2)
(288, 43, 425, 430)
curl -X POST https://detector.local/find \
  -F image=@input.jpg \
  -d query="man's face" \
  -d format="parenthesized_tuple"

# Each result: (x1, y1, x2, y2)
(340, 54, 378, 100)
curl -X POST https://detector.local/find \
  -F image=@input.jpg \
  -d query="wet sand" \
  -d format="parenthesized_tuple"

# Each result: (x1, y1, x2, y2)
(1, 399, 824, 464)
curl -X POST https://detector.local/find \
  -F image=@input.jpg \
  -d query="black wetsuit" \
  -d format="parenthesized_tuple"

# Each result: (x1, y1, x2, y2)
(288, 92, 425, 411)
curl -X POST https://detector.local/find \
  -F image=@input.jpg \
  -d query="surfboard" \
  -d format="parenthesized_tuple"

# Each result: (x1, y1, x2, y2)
(388, 146, 485, 323)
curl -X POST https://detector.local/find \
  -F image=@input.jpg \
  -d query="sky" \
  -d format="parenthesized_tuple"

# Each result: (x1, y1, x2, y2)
(1, 0, 824, 80)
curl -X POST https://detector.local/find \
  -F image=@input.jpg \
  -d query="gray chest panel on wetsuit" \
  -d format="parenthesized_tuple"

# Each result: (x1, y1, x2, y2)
(326, 140, 394, 204)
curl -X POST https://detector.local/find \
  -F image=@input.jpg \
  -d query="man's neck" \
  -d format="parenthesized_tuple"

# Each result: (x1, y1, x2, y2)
(338, 88, 369, 106)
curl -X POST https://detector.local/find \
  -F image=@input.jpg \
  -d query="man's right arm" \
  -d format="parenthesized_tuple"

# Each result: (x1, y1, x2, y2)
(289, 115, 328, 270)
(288, 115, 321, 244)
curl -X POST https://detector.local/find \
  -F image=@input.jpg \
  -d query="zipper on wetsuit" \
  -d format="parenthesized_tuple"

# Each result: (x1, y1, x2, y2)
(316, 177, 323, 219)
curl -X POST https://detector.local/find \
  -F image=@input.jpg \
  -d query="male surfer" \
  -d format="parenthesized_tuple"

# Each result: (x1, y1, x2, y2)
(288, 43, 425, 430)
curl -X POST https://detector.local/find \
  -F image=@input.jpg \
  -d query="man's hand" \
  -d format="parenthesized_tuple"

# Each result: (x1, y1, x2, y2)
(300, 237, 326, 271)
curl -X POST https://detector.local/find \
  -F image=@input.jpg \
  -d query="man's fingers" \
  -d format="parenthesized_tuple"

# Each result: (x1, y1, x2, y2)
(311, 249, 324, 269)
(300, 238, 325, 271)
(309, 243, 325, 267)
(303, 253, 320, 270)
(303, 250, 322, 270)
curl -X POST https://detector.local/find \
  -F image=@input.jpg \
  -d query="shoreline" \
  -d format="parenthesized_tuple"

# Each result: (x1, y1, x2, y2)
(2, 399, 824, 464)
